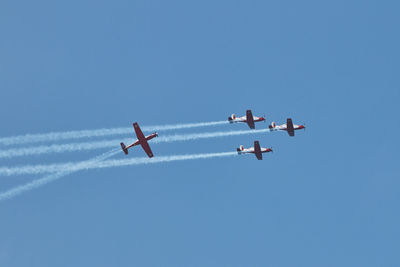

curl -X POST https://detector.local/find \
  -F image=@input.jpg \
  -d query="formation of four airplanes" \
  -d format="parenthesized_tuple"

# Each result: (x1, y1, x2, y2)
(120, 109, 306, 160)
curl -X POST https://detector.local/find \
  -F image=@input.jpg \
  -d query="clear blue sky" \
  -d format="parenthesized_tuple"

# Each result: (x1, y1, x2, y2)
(1, 0, 399, 266)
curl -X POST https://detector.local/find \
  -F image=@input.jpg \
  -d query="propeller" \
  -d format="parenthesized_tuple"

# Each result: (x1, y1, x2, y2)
(263, 114, 266, 122)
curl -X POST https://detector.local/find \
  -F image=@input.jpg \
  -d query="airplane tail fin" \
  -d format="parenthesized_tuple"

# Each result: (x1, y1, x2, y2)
(120, 142, 128, 155)
(228, 114, 235, 123)
(236, 145, 244, 154)
(269, 122, 276, 129)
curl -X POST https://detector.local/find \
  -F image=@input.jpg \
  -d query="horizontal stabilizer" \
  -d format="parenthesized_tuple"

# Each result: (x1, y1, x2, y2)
(120, 142, 128, 155)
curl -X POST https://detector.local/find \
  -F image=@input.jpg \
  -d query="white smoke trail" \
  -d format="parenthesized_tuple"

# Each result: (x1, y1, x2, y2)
(0, 151, 237, 201)
(93, 151, 238, 169)
(0, 151, 239, 176)
(153, 128, 270, 143)
(0, 120, 228, 146)
(0, 140, 119, 159)
(0, 149, 120, 201)
(0, 128, 270, 159)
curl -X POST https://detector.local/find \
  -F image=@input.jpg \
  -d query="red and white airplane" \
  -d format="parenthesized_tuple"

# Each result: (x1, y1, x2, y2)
(237, 141, 273, 160)
(228, 109, 265, 129)
(269, 118, 305, 136)
(120, 122, 158, 158)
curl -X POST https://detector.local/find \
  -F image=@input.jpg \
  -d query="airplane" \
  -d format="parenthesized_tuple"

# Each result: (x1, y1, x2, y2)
(237, 141, 273, 160)
(269, 118, 305, 136)
(228, 109, 265, 129)
(120, 122, 158, 158)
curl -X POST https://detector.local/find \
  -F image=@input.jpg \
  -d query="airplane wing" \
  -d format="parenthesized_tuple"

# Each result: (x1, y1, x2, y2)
(286, 118, 295, 136)
(140, 140, 154, 158)
(246, 110, 255, 129)
(254, 140, 262, 160)
(133, 122, 146, 140)
(133, 122, 154, 158)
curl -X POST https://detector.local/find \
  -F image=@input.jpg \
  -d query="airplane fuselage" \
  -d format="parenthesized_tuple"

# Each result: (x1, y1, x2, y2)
(269, 124, 305, 132)
(228, 110, 266, 129)
(238, 147, 272, 154)
(126, 132, 158, 149)
(229, 116, 265, 124)
(237, 141, 273, 160)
